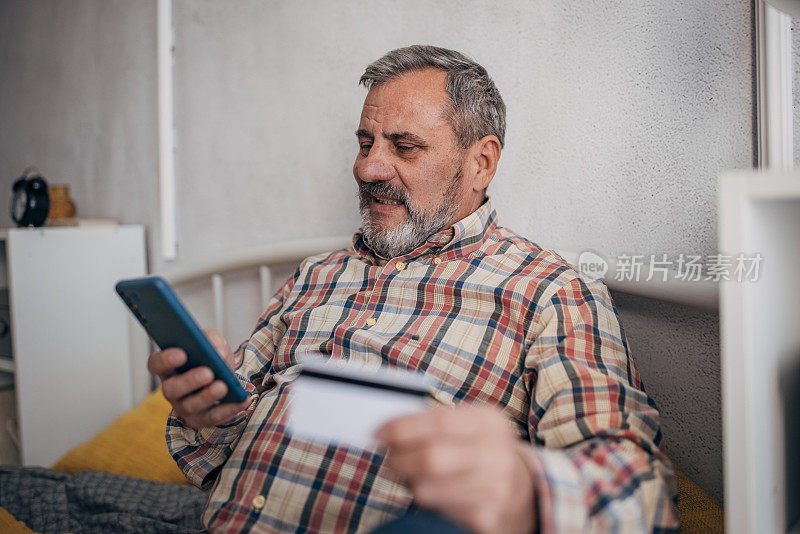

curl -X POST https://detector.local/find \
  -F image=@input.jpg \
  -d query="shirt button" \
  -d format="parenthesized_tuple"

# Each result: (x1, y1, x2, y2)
(252, 494, 266, 509)
(395, 262, 406, 271)
(336, 359, 347, 368)
(365, 317, 377, 326)
(432, 257, 442, 265)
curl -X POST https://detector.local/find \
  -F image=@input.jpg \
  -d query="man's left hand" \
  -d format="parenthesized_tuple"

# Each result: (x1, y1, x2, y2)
(375, 405, 537, 534)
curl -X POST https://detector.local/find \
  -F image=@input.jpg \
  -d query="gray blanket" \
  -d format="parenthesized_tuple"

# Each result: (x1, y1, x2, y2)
(0, 466, 207, 533)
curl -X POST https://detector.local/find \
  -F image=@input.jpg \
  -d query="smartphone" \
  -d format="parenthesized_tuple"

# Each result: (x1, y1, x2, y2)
(115, 276, 248, 404)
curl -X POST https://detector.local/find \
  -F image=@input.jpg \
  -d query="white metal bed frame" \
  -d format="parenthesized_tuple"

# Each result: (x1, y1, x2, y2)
(159, 237, 720, 336)
(124, 235, 722, 405)
(125, 235, 719, 403)
(160, 236, 353, 334)
(129, 236, 719, 403)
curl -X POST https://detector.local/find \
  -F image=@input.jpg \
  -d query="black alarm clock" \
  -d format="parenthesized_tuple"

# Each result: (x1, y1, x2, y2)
(10, 167, 50, 227)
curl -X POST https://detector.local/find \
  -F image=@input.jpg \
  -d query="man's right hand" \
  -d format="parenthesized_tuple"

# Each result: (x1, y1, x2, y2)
(147, 328, 253, 430)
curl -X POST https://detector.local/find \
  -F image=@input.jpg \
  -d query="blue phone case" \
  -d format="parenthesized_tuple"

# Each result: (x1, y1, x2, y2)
(115, 276, 248, 404)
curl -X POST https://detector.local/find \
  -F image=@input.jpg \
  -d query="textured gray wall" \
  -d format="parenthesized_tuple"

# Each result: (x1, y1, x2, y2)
(167, 0, 753, 267)
(611, 291, 722, 502)
(0, 0, 756, 505)
(0, 1, 159, 246)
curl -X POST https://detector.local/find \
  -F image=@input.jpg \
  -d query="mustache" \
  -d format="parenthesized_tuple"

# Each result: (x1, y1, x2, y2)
(358, 181, 410, 207)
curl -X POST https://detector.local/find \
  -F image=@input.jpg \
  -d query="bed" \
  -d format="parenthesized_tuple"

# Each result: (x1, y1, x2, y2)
(0, 238, 724, 533)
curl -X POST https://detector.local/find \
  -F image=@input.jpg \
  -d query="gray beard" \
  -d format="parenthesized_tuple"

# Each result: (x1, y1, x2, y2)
(358, 171, 462, 259)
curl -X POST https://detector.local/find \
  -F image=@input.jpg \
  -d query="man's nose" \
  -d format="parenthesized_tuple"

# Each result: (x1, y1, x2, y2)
(358, 147, 395, 182)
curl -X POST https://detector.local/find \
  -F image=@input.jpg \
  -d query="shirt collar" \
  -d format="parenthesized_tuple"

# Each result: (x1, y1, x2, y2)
(353, 197, 498, 265)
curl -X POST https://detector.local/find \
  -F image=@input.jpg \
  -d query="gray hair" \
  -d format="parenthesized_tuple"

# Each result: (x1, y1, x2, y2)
(359, 45, 506, 149)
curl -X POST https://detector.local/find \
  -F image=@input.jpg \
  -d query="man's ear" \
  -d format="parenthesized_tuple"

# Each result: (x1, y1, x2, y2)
(468, 135, 502, 193)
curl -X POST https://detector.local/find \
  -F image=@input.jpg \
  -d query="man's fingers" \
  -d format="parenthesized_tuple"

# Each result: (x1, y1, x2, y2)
(376, 404, 532, 534)
(384, 441, 472, 480)
(173, 379, 228, 414)
(149, 328, 250, 430)
(203, 328, 235, 368)
(147, 348, 187, 380)
(376, 405, 492, 447)
(203, 397, 254, 426)
(420, 485, 504, 534)
(174, 388, 254, 429)
(161, 366, 214, 402)
(391, 444, 528, 534)
(375, 408, 458, 445)
(409, 470, 483, 511)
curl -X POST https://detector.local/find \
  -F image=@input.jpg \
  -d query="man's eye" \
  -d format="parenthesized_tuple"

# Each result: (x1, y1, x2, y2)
(396, 144, 416, 153)
(359, 144, 372, 155)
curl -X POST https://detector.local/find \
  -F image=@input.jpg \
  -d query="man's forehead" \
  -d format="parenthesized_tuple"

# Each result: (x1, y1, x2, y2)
(365, 69, 449, 106)
(358, 68, 451, 133)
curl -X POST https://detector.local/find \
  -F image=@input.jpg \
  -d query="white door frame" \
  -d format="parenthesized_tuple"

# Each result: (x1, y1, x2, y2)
(756, 0, 796, 170)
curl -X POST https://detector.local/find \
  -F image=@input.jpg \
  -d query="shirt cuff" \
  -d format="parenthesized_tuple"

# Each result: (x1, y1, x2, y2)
(517, 444, 588, 534)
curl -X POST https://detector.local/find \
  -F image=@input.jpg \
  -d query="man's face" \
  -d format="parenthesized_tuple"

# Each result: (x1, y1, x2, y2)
(353, 68, 469, 258)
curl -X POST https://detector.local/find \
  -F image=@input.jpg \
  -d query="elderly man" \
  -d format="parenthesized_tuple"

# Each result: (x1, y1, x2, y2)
(149, 45, 679, 533)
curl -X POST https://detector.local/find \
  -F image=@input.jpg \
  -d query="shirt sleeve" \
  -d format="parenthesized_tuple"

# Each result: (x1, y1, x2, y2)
(521, 275, 680, 533)
(165, 272, 298, 489)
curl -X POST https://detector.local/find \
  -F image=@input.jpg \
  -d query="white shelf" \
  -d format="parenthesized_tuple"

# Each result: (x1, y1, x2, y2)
(0, 223, 121, 243)
(720, 170, 800, 534)
(6, 225, 147, 466)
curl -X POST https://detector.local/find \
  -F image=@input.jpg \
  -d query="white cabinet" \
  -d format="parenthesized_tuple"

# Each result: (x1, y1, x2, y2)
(719, 171, 800, 534)
(1, 225, 147, 466)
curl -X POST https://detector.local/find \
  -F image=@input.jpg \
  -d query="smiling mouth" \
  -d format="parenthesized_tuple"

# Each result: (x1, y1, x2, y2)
(371, 193, 404, 206)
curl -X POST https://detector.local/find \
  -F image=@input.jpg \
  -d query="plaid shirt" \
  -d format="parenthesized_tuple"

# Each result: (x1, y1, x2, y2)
(167, 200, 679, 533)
